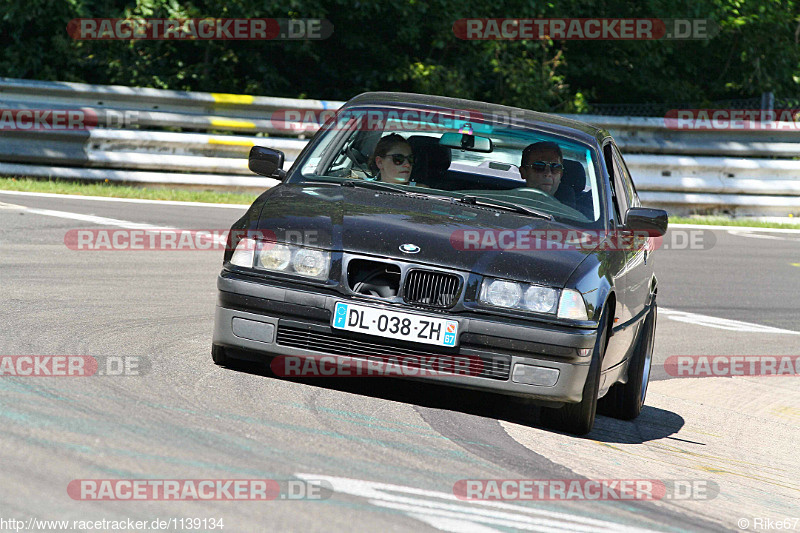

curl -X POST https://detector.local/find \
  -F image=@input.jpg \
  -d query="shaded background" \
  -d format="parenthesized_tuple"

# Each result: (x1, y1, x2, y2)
(1, 0, 798, 113)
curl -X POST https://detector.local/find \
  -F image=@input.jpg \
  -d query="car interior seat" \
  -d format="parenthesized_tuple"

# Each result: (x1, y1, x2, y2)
(557, 159, 593, 218)
(407, 135, 452, 187)
(558, 159, 587, 196)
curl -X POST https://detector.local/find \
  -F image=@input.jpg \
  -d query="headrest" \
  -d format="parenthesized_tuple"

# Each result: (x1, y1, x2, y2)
(561, 159, 587, 192)
(408, 136, 452, 180)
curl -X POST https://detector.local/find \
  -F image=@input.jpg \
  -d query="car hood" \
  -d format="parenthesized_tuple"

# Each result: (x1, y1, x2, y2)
(256, 184, 595, 287)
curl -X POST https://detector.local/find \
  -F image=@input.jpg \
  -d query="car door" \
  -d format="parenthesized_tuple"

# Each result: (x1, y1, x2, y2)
(611, 143, 653, 325)
(600, 142, 633, 373)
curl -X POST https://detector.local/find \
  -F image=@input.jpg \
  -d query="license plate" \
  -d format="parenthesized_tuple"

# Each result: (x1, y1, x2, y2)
(332, 302, 458, 347)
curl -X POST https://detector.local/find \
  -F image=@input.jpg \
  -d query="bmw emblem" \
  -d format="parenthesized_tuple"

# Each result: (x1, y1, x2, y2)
(399, 243, 421, 254)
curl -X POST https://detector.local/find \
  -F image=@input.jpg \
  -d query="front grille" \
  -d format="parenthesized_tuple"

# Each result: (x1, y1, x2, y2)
(403, 270, 461, 308)
(276, 325, 510, 380)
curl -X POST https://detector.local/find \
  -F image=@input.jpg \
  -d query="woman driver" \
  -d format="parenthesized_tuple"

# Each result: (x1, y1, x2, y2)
(368, 133, 416, 185)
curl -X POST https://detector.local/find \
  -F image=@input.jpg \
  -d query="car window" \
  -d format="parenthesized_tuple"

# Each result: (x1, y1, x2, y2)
(299, 117, 364, 178)
(294, 106, 606, 228)
(613, 157, 630, 215)
(603, 143, 625, 224)
(611, 144, 640, 209)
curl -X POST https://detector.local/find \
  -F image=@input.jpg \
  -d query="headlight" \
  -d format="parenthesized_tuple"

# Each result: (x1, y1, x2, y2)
(480, 278, 558, 314)
(258, 243, 291, 270)
(557, 289, 589, 320)
(481, 279, 522, 308)
(230, 237, 256, 267)
(253, 241, 331, 280)
(291, 248, 330, 278)
(524, 285, 558, 314)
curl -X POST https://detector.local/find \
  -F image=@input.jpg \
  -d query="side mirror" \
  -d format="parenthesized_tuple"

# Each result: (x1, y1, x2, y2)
(624, 207, 668, 236)
(249, 146, 286, 180)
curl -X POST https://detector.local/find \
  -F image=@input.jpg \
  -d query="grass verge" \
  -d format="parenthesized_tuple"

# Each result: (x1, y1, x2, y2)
(0, 177, 259, 205)
(670, 216, 800, 230)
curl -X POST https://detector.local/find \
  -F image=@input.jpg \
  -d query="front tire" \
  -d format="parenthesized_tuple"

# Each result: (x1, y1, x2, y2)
(599, 302, 656, 420)
(540, 308, 610, 436)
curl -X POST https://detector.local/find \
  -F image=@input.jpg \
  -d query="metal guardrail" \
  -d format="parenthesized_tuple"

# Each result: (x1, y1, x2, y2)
(564, 115, 800, 158)
(0, 128, 306, 174)
(1, 77, 799, 214)
(0, 77, 342, 134)
(0, 77, 325, 190)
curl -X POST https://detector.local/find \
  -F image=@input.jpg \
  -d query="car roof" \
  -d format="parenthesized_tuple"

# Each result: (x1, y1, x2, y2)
(342, 92, 611, 146)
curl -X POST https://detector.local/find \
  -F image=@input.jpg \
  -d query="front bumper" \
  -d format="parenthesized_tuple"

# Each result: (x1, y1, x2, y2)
(212, 272, 598, 403)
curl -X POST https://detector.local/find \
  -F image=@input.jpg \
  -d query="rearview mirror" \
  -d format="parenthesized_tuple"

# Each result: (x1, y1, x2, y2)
(439, 132, 493, 153)
(249, 146, 286, 180)
(625, 207, 668, 236)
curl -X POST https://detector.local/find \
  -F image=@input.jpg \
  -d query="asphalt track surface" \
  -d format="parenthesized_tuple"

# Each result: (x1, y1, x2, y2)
(1, 190, 798, 532)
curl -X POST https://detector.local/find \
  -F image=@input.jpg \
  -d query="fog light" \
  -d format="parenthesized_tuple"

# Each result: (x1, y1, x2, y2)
(512, 364, 560, 387)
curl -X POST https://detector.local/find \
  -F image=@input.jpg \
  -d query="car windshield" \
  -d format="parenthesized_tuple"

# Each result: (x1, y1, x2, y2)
(294, 105, 604, 228)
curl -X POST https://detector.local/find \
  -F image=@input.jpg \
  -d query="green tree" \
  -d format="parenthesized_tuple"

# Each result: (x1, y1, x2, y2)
(1, 0, 798, 112)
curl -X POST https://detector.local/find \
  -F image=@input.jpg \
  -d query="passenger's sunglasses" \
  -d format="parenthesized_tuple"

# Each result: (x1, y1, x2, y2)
(522, 161, 564, 173)
(384, 153, 415, 165)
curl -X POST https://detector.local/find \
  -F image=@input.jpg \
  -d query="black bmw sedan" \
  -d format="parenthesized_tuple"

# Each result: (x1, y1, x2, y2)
(212, 92, 668, 435)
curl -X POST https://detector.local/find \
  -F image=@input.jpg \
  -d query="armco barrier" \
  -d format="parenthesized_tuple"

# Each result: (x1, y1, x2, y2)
(0, 128, 306, 174)
(0, 77, 341, 133)
(1, 77, 799, 214)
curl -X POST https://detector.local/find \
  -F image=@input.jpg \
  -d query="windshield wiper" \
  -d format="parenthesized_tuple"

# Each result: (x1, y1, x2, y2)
(300, 179, 341, 186)
(455, 195, 554, 220)
(340, 179, 465, 204)
(341, 180, 409, 194)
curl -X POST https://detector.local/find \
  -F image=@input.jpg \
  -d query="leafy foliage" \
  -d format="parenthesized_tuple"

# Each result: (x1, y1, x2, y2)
(1, 0, 797, 110)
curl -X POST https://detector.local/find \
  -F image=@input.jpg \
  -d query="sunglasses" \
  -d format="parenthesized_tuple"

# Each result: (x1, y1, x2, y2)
(384, 153, 415, 165)
(522, 161, 564, 173)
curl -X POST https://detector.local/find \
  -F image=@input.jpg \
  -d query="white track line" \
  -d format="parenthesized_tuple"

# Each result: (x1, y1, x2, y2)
(726, 230, 796, 241)
(295, 473, 659, 533)
(2, 191, 800, 231)
(660, 308, 800, 335)
(670, 223, 800, 234)
(16, 205, 236, 247)
(24, 207, 172, 230)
